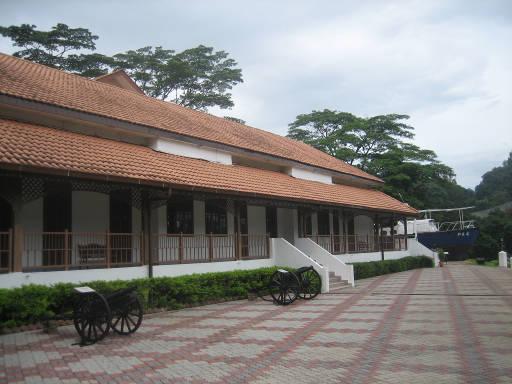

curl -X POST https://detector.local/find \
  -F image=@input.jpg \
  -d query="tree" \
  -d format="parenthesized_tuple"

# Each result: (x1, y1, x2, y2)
(113, 45, 243, 111)
(287, 109, 475, 210)
(224, 116, 246, 125)
(288, 110, 415, 168)
(0, 23, 102, 73)
(475, 152, 512, 209)
(1, 23, 243, 111)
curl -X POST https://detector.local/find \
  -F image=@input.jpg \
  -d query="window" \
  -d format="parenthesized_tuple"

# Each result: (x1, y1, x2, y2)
(206, 199, 227, 234)
(317, 210, 330, 235)
(298, 209, 312, 237)
(167, 196, 194, 234)
(266, 206, 278, 238)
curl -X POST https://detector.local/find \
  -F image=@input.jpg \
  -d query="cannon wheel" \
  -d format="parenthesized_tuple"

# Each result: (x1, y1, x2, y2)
(111, 294, 143, 335)
(298, 268, 321, 300)
(268, 270, 300, 305)
(73, 292, 111, 344)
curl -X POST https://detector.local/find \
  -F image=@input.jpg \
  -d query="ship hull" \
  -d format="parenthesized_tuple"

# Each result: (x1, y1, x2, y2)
(417, 229, 479, 249)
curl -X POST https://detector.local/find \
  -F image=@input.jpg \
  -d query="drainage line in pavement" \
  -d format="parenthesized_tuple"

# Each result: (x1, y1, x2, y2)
(369, 292, 512, 297)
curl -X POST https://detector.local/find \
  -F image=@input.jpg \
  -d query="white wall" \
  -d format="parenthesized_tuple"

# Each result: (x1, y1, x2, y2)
(72, 191, 109, 232)
(277, 208, 295, 243)
(311, 212, 318, 235)
(247, 205, 266, 234)
(287, 167, 332, 184)
(354, 215, 374, 235)
(193, 200, 205, 234)
(154, 258, 274, 278)
(152, 138, 232, 165)
(295, 238, 354, 286)
(0, 266, 148, 289)
(272, 238, 329, 293)
(19, 198, 43, 268)
(336, 251, 409, 263)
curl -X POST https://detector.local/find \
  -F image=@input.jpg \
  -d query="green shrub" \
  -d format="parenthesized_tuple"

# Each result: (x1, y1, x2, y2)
(352, 256, 433, 280)
(0, 267, 281, 329)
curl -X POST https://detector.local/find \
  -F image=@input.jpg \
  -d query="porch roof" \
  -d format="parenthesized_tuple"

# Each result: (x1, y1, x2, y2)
(0, 118, 418, 215)
(0, 53, 382, 184)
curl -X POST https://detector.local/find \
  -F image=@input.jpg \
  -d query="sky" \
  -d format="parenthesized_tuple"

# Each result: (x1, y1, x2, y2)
(1, 0, 511, 189)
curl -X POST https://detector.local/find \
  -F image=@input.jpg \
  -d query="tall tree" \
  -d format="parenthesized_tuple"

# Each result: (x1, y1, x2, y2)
(113, 45, 243, 111)
(475, 152, 512, 209)
(287, 109, 474, 210)
(0, 23, 104, 73)
(288, 110, 414, 168)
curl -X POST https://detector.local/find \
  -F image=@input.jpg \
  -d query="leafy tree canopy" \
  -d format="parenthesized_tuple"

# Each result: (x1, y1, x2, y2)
(474, 152, 512, 209)
(287, 109, 474, 210)
(1, 23, 243, 111)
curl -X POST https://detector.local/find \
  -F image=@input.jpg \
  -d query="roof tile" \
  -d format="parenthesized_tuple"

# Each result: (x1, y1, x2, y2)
(0, 53, 382, 183)
(0, 118, 417, 215)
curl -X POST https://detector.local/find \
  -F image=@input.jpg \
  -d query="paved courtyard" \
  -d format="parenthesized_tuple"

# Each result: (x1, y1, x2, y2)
(1, 264, 512, 383)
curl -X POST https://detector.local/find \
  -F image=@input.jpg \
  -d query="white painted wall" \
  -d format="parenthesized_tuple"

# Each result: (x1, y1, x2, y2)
(287, 167, 332, 184)
(72, 191, 109, 232)
(154, 258, 273, 278)
(407, 237, 439, 266)
(193, 200, 205, 234)
(272, 238, 329, 293)
(336, 251, 409, 264)
(19, 198, 43, 268)
(311, 212, 318, 235)
(277, 208, 295, 244)
(247, 205, 266, 234)
(295, 238, 354, 286)
(152, 138, 232, 165)
(354, 215, 374, 235)
(0, 266, 148, 289)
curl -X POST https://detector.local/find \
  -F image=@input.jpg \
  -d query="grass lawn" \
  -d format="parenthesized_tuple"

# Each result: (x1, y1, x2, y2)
(466, 258, 500, 267)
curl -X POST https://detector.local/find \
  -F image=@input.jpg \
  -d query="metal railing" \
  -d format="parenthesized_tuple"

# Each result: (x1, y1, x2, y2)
(152, 233, 270, 265)
(0, 230, 12, 272)
(22, 231, 144, 270)
(305, 234, 407, 255)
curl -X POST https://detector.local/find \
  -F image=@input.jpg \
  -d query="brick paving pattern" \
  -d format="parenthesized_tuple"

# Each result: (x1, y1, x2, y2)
(1, 264, 511, 383)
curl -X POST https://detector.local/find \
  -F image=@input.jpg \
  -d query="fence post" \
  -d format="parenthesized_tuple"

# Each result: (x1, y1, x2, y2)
(140, 232, 144, 264)
(237, 233, 242, 260)
(106, 231, 111, 268)
(64, 229, 69, 270)
(330, 234, 334, 254)
(179, 233, 184, 264)
(344, 235, 348, 254)
(266, 233, 270, 258)
(8, 228, 13, 272)
(13, 226, 22, 272)
(209, 233, 214, 262)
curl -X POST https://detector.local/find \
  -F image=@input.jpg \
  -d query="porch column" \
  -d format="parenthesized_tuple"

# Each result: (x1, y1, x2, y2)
(403, 216, 408, 251)
(376, 216, 384, 261)
(12, 200, 23, 272)
(141, 191, 153, 278)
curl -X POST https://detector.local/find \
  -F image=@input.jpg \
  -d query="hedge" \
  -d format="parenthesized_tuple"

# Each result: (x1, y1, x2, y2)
(352, 256, 434, 280)
(0, 267, 281, 329)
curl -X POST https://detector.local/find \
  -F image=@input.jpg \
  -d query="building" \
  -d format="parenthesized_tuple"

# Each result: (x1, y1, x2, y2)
(0, 53, 426, 290)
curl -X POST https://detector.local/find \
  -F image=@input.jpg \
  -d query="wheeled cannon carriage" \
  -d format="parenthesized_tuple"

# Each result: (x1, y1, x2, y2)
(48, 286, 143, 345)
(268, 266, 321, 305)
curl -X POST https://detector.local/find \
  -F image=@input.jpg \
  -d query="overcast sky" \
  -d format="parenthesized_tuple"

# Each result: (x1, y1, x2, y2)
(1, 0, 511, 189)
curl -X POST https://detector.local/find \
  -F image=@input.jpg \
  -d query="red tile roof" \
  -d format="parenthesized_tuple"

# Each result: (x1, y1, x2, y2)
(0, 119, 417, 215)
(0, 53, 382, 183)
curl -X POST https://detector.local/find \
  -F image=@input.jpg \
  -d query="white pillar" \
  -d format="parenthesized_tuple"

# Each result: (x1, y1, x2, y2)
(498, 251, 508, 268)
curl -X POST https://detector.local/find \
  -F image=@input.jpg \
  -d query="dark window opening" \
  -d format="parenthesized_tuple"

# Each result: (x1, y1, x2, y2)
(266, 206, 278, 238)
(43, 182, 71, 266)
(206, 199, 227, 234)
(317, 210, 330, 235)
(167, 196, 194, 234)
(298, 209, 312, 237)
(110, 190, 132, 263)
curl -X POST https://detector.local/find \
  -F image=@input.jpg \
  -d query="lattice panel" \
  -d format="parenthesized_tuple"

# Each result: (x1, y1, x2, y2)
(22, 176, 44, 203)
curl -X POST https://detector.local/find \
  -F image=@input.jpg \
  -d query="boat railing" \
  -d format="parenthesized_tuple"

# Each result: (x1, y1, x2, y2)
(438, 220, 476, 232)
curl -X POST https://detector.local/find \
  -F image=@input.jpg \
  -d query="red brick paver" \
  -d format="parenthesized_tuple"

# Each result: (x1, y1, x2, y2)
(1, 265, 511, 383)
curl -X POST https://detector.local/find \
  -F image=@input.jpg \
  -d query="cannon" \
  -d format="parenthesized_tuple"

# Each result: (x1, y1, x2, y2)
(267, 266, 321, 305)
(47, 286, 143, 345)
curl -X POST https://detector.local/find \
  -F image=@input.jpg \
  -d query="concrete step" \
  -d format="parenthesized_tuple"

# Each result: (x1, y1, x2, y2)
(329, 280, 351, 292)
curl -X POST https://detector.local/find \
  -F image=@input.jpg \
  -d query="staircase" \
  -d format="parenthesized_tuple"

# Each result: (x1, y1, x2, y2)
(329, 271, 350, 292)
